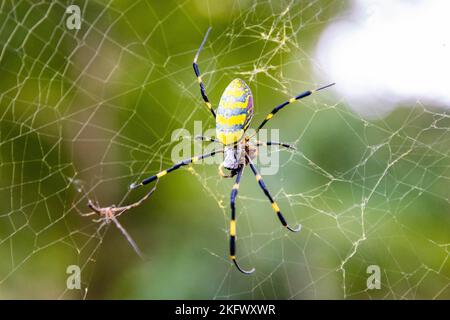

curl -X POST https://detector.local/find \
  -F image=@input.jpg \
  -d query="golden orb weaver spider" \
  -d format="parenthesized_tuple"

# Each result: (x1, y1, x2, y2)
(130, 28, 335, 274)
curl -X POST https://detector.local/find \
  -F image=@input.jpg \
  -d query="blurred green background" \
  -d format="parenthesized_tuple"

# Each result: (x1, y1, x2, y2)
(0, 0, 448, 299)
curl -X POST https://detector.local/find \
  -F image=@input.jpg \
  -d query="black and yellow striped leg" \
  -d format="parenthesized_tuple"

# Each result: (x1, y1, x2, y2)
(255, 83, 335, 132)
(230, 165, 255, 275)
(193, 27, 216, 118)
(246, 156, 301, 233)
(256, 141, 296, 150)
(129, 150, 223, 190)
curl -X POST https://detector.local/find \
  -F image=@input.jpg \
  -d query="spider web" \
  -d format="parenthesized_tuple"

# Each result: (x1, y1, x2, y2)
(0, 0, 449, 299)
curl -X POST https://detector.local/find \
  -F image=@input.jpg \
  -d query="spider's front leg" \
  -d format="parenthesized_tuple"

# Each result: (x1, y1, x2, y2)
(254, 83, 335, 134)
(218, 143, 245, 179)
(130, 150, 223, 190)
(256, 141, 296, 150)
(193, 27, 216, 118)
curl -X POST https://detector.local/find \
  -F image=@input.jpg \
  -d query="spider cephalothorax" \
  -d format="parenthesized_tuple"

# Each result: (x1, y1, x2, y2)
(220, 137, 258, 178)
(129, 27, 334, 274)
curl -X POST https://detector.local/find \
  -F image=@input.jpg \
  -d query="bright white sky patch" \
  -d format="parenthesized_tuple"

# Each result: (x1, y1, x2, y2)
(315, 0, 450, 117)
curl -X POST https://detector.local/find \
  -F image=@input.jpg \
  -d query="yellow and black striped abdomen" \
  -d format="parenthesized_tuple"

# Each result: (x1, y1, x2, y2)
(216, 78, 254, 145)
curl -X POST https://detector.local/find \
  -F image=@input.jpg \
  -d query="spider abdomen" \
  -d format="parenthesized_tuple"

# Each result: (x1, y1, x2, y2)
(216, 78, 253, 145)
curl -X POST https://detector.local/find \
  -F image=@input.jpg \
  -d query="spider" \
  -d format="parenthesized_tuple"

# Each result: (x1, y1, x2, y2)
(78, 185, 157, 259)
(130, 27, 335, 274)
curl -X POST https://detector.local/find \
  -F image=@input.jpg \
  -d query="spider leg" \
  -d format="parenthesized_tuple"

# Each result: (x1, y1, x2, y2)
(193, 27, 216, 118)
(130, 150, 223, 190)
(229, 165, 255, 275)
(116, 185, 157, 212)
(256, 141, 296, 150)
(88, 199, 102, 214)
(110, 215, 144, 259)
(73, 202, 97, 217)
(195, 135, 220, 144)
(254, 83, 335, 134)
(96, 221, 107, 238)
(219, 163, 239, 179)
(246, 156, 301, 233)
